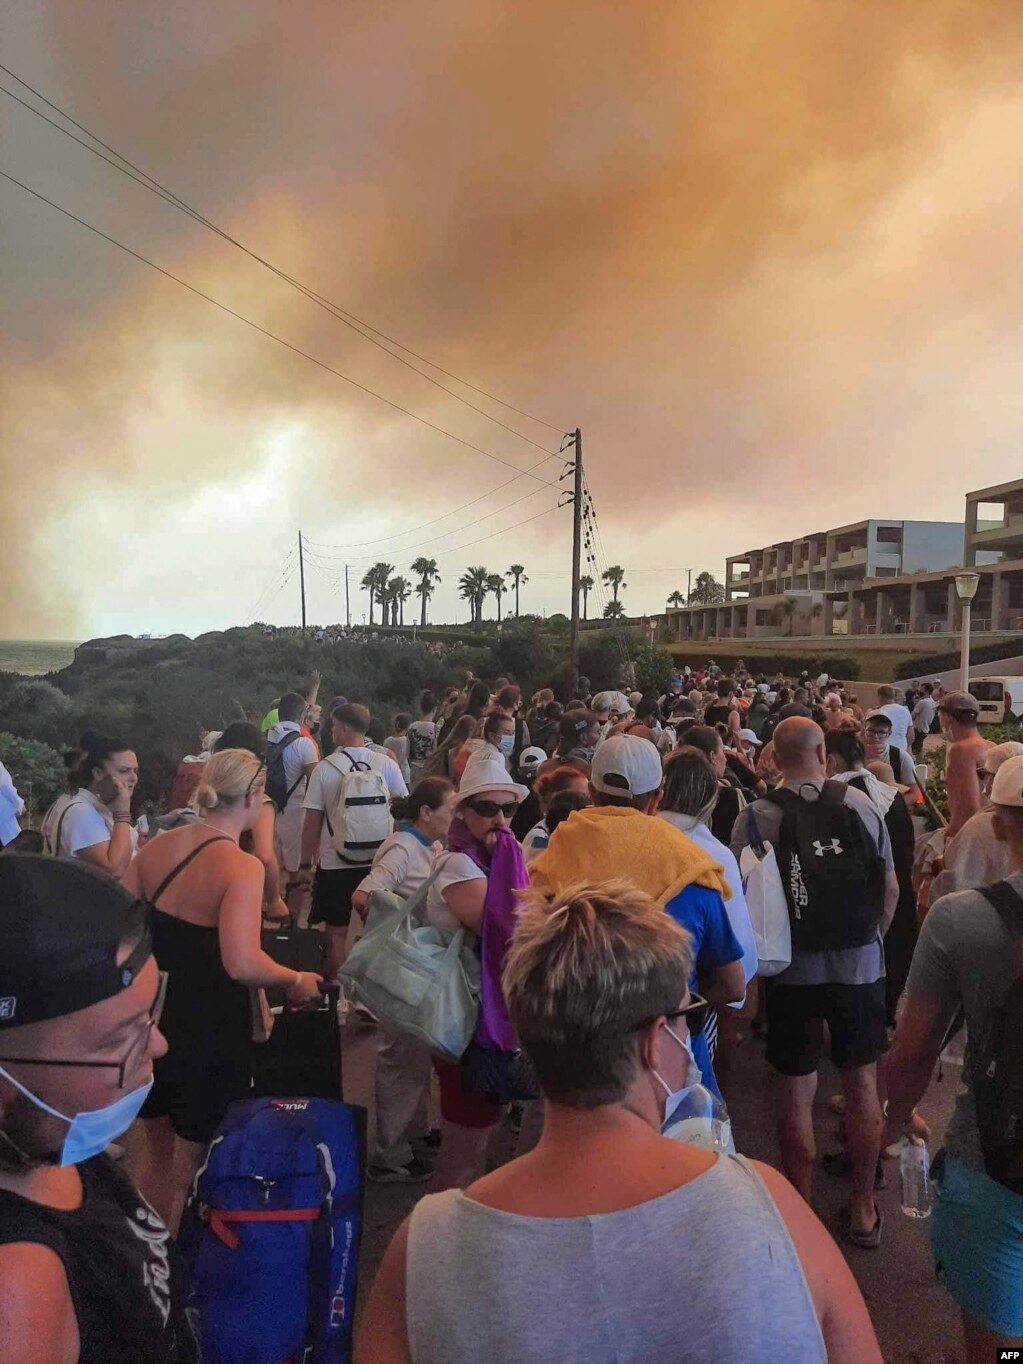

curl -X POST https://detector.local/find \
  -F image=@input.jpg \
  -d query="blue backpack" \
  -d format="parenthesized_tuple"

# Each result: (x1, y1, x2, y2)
(178, 1097, 365, 1364)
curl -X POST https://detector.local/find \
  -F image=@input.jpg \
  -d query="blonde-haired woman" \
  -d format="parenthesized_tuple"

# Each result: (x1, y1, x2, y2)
(122, 749, 322, 1230)
(360, 880, 881, 1364)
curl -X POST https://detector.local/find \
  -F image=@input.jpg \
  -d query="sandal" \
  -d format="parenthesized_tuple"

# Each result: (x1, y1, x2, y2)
(847, 1201, 883, 1250)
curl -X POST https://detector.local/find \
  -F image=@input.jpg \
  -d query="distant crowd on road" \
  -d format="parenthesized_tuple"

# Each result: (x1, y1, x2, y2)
(2, 653, 1023, 1363)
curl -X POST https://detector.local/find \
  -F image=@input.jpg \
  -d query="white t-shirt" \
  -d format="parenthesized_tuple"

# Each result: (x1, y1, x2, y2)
(423, 851, 485, 931)
(911, 696, 937, 735)
(522, 819, 550, 865)
(876, 703, 913, 751)
(385, 735, 411, 787)
(0, 760, 24, 847)
(267, 721, 319, 872)
(303, 746, 408, 871)
(57, 788, 139, 861)
(357, 828, 438, 900)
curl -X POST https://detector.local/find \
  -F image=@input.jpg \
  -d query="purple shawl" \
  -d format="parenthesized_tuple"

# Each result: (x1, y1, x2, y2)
(447, 816, 529, 1052)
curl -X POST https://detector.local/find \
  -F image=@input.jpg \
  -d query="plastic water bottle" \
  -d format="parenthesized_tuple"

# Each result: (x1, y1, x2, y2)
(900, 1137, 932, 1218)
(663, 1085, 735, 1153)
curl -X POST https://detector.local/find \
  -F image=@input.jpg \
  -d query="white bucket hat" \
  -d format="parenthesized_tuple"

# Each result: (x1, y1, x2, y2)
(455, 754, 529, 806)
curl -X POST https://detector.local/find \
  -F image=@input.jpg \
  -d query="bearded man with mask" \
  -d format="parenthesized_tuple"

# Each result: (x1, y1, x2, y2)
(0, 856, 196, 1364)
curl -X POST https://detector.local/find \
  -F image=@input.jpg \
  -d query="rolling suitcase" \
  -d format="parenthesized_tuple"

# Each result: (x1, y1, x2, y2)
(253, 922, 342, 1100)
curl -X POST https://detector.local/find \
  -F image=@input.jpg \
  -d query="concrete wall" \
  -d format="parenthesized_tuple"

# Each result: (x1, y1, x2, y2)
(899, 521, 966, 575)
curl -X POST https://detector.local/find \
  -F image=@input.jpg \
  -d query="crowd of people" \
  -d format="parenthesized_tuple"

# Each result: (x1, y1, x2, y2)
(1, 656, 1022, 1362)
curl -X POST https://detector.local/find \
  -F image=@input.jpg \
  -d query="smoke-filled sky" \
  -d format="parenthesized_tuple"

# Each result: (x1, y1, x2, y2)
(2, 1, 1022, 640)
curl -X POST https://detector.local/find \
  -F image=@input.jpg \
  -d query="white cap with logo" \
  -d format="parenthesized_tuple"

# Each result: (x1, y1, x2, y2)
(590, 734, 663, 797)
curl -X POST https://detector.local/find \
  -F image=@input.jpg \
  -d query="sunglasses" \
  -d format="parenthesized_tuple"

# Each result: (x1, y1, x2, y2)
(0, 971, 167, 1091)
(464, 799, 520, 819)
(640, 993, 710, 1038)
(245, 760, 266, 798)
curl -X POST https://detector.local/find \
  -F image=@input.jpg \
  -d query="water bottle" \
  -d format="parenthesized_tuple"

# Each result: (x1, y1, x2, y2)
(900, 1136, 932, 1218)
(663, 1085, 735, 1153)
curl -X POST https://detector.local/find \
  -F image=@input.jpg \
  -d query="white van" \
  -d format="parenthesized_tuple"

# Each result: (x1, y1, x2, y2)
(969, 677, 1023, 727)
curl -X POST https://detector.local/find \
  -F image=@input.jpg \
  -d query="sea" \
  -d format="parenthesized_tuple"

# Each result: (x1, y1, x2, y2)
(0, 640, 82, 676)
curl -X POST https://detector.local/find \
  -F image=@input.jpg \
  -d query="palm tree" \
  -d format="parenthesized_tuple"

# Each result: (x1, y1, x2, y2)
(410, 557, 441, 628)
(603, 600, 625, 620)
(360, 567, 378, 625)
(365, 561, 393, 624)
(579, 574, 594, 620)
(488, 574, 506, 623)
(667, 590, 685, 609)
(387, 575, 411, 626)
(602, 565, 627, 605)
(506, 564, 528, 617)
(458, 565, 491, 629)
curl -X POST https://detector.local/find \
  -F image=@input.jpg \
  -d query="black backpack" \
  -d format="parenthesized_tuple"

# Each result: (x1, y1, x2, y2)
(969, 880, 1023, 1194)
(265, 729, 304, 813)
(763, 781, 887, 954)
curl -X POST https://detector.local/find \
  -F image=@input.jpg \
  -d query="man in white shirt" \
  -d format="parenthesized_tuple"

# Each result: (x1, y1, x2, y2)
(298, 703, 407, 979)
(910, 682, 937, 755)
(265, 691, 320, 882)
(874, 685, 913, 753)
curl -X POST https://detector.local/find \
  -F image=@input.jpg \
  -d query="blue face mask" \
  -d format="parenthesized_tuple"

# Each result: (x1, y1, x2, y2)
(498, 733, 516, 755)
(0, 1063, 153, 1166)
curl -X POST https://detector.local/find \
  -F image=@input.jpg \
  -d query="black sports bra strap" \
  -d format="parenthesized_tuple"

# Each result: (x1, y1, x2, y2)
(148, 835, 233, 906)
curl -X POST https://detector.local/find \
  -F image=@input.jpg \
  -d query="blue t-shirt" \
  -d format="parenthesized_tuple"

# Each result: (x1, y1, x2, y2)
(664, 883, 743, 1100)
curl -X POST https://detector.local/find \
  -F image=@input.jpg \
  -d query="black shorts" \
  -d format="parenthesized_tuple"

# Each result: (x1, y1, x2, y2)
(141, 1054, 251, 1144)
(765, 979, 888, 1077)
(308, 866, 365, 928)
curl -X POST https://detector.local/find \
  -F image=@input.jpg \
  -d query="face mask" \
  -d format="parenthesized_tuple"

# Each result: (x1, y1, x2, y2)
(650, 1024, 703, 1130)
(498, 734, 516, 755)
(0, 1063, 153, 1167)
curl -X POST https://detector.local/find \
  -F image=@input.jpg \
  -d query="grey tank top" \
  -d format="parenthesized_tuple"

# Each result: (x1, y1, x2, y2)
(405, 1154, 826, 1364)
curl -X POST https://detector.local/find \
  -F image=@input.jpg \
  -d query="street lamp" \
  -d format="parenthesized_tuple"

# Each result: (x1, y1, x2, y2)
(954, 571, 981, 691)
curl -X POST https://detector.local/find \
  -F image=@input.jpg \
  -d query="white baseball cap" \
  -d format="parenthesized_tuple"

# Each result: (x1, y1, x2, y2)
(990, 754, 1023, 808)
(607, 691, 633, 717)
(591, 691, 614, 715)
(739, 728, 762, 746)
(590, 734, 663, 797)
(518, 746, 547, 769)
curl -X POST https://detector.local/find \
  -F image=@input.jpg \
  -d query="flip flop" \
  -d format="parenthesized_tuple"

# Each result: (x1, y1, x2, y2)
(848, 1202, 883, 1250)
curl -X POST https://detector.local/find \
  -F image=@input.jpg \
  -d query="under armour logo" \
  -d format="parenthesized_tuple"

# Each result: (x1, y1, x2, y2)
(812, 839, 843, 857)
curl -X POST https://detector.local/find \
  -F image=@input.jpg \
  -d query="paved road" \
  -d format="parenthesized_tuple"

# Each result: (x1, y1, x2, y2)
(344, 1019, 965, 1363)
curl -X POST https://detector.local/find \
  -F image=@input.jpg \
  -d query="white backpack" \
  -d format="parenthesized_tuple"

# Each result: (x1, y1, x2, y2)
(324, 751, 393, 865)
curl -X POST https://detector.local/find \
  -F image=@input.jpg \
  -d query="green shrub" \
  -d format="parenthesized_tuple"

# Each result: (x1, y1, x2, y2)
(0, 731, 67, 818)
(633, 642, 674, 696)
(894, 637, 1023, 681)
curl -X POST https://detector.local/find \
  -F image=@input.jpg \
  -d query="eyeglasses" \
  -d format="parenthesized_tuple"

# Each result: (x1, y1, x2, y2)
(0, 971, 167, 1091)
(464, 799, 520, 819)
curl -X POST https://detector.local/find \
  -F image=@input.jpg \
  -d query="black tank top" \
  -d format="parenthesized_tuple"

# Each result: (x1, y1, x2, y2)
(0, 1155, 198, 1363)
(147, 835, 251, 1068)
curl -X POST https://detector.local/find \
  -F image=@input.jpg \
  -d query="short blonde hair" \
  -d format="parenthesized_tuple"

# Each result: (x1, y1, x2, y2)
(195, 748, 264, 812)
(503, 880, 693, 1109)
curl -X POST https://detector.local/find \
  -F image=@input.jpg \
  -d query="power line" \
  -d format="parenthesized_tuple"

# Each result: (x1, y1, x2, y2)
(300, 453, 558, 553)
(0, 65, 565, 442)
(303, 481, 557, 563)
(0, 168, 563, 488)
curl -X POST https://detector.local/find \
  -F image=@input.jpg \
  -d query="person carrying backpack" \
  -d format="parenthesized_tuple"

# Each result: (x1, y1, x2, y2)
(297, 703, 408, 982)
(264, 692, 320, 887)
(884, 754, 1023, 1362)
(731, 717, 898, 1250)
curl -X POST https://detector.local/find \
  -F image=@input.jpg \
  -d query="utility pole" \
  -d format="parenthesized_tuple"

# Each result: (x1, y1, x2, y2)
(569, 427, 583, 691)
(345, 564, 351, 627)
(686, 567, 693, 604)
(298, 531, 307, 634)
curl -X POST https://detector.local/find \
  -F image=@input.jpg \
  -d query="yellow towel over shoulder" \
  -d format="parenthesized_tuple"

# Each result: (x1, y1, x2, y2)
(529, 805, 730, 905)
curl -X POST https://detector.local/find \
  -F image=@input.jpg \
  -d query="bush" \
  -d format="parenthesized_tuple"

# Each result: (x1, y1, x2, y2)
(0, 731, 67, 818)
(633, 643, 674, 696)
(894, 637, 1023, 681)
